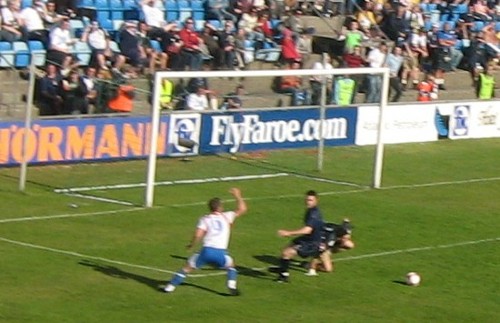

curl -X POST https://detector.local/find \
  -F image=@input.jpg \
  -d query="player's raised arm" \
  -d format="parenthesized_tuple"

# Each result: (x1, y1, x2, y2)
(230, 187, 247, 217)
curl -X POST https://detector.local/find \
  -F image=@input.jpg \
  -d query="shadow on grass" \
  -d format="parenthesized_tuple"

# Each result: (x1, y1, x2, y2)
(80, 259, 237, 296)
(253, 254, 307, 272)
(392, 280, 408, 286)
(170, 254, 271, 280)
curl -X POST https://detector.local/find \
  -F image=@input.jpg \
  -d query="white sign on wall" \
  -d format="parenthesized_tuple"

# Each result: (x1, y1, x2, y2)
(356, 105, 438, 145)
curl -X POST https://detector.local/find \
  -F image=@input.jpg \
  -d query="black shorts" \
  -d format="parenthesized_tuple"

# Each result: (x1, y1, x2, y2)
(292, 236, 321, 258)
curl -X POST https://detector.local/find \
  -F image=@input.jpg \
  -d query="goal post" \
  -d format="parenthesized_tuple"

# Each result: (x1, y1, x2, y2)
(146, 67, 390, 207)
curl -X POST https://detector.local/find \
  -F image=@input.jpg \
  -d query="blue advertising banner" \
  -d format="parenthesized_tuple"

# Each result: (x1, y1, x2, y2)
(199, 107, 357, 154)
(0, 116, 170, 166)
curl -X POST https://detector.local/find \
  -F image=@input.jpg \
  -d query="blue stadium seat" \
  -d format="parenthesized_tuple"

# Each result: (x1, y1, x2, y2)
(122, 0, 136, 8)
(207, 19, 221, 30)
(191, 0, 205, 21)
(109, 0, 125, 20)
(12, 41, 30, 68)
(70, 19, 85, 38)
(496, 22, 500, 32)
(194, 19, 205, 31)
(78, 0, 96, 8)
(72, 41, 92, 66)
(165, 0, 179, 22)
(0, 41, 15, 67)
(177, 0, 192, 21)
(28, 40, 47, 67)
(21, 0, 31, 9)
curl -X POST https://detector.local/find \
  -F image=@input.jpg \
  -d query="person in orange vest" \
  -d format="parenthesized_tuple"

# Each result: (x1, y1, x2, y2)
(416, 74, 439, 102)
(108, 75, 135, 113)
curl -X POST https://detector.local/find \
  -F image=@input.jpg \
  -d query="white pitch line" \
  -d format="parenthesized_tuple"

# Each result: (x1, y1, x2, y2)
(0, 236, 498, 278)
(0, 207, 145, 224)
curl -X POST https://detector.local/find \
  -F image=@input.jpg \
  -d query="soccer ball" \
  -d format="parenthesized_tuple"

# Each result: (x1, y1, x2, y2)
(406, 272, 421, 286)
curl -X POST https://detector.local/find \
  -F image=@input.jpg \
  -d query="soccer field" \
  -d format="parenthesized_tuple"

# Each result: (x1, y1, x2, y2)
(1, 139, 499, 322)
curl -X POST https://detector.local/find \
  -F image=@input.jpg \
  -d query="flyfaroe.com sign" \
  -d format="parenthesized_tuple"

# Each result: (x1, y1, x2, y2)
(199, 108, 357, 154)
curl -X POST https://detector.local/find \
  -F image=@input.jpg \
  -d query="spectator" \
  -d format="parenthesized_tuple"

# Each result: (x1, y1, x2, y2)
(365, 42, 388, 103)
(340, 20, 369, 54)
(81, 66, 98, 113)
(222, 84, 245, 109)
(141, 0, 178, 51)
(53, 0, 77, 16)
(61, 69, 88, 114)
(186, 84, 210, 110)
(404, 27, 428, 88)
(38, 63, 63, 115)
(119, 21, 147, 77)
(381, 3, 411, 45)
(105, 68, 136, 113)
(467, 31, 490, 86)
(283, 8, 305, 36)
(81, 20, 126, 72)
(277, 23, 301, 64)
(218, 20, 239, 70)
(386, 46, 405, 102)
(482, 22, 500, 57)
(296, 28, 314, 63)
(200, 23, 222, 68)
(179, 17, 203, 71)
(342, 45, 367, 102)
(472, 0, 493, 22)
(165, 28, 185, 71)
(434, 21, 461, 90)
(416, 73, 439, 101)
(309, 54, 334, 106)
(476, 63, 496, 99)
(239, 7, 266, 46)
(277, 60, 309, 106)
(356, 1, 378, 34)
(20, 0, 49, 47)
(137, 21, 168, 74)
(207, 0, 237, 25)
(48, 17, 78, 72)
(331, 75, 356, 106)
(42, 1, 64, 31)
(1, 0, 23, 42)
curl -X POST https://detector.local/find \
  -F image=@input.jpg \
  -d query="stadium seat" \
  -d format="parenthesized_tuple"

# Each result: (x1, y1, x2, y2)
(78, 0, 96, 8)
(122, 0, 136, 9)
(0, 41, 15, 67)
(165, 0, 179, 22)
(194, 19, 206, 31)
(70, 19, 85, 38)
(191, 0, 205, 21)
(177, 0, 192, 21)
(72, 41, 92, 66)
(21, 0, 31, 9)
(112, 19, 125, 32)
(496, 22, 500, 32)
(207, 19, 221, 30)
(28, 40, 47, 67)
(109, 0, 125, 20)
(435, 109, 448, 137)
(109, 40, 121, 53)
(12, 41, 30, 68)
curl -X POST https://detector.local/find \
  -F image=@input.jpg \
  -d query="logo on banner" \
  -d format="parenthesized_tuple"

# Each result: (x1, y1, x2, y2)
(452, 105, 469, 137)
(169, 114, 201, 155)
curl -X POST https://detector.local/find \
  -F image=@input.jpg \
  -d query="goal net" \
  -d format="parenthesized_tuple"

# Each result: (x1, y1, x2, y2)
(145, 66, 390, 207)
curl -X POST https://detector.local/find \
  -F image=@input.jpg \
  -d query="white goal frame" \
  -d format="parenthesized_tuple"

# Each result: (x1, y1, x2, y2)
(146, 67, 390, 207)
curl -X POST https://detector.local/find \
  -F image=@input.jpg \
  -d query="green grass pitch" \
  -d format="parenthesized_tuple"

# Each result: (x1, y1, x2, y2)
(1, 139, 499, 322)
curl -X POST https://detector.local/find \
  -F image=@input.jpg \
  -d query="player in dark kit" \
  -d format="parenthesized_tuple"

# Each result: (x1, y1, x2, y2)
(305, 219, 355, 276)
(275, 190, 324, 283)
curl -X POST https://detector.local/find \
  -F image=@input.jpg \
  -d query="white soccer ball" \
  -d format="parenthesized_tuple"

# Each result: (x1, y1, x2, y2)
(406, 272, 421, 286)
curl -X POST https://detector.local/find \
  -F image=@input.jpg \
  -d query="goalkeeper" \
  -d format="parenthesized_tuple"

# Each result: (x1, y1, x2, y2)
(305, 219, 355, 276)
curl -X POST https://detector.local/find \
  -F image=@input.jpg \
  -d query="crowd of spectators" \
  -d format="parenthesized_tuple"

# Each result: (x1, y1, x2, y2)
(1, 0, 499, 115)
